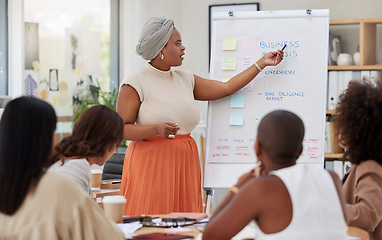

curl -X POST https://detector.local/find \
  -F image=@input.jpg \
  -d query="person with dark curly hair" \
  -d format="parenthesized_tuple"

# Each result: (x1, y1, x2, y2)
(50, 105, 124, 195)
(337, 80, 382, 240)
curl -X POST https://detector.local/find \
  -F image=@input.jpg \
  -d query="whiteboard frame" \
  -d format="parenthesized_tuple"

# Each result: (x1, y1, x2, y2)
(204, 9, 330, 189)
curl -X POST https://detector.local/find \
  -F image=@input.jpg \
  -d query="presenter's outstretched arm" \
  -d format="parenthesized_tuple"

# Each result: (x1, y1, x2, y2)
(193, 50, 283, 101)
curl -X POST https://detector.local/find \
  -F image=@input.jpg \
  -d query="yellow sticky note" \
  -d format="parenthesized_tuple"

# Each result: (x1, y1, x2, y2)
(32, 60, 40, 71)
(222, 57, 237, 71)
(52, 96, 59, 106)
(222, 37, 237, 51)
(75, 67, 81, 76)
(40, 89, 47, 100)
(222, 77, 231, 82)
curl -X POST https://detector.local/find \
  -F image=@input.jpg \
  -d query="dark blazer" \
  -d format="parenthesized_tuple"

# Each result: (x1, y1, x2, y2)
(342, 160, 382, 240)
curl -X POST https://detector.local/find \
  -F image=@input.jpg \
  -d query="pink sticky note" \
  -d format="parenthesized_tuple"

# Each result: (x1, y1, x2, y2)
(242, 37, 257, 50)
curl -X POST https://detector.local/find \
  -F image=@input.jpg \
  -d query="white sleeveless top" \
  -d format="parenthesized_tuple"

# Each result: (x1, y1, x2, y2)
(120, 64, 200, 135)
(254, 164, 348, 240)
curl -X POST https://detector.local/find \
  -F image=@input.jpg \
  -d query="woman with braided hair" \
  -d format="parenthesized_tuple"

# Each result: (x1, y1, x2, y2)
(50, 105, 124, 194)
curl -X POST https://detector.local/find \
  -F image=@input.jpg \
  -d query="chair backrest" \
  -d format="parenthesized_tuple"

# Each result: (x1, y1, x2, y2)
(102, 153, 124, 180)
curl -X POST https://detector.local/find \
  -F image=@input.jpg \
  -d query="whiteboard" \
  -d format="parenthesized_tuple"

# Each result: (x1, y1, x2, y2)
(204, 9, 329, 188)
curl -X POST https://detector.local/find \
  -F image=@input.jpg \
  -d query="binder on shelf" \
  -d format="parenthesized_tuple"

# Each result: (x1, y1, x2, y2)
(370, 71, 382, 86)
(325, 160, 334, 171)
(324, 121, 332, 153)
(327, 71, 339, 110)
(333, 161, 344, 178)
(342, 71, 352, 92)
(352, 71, 361, 82)
(360, 70, 370, 82)
(337, 71, 345, 97)
(329, 120, 343, 154)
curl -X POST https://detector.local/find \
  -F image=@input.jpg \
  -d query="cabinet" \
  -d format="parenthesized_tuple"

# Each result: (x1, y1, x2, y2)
(328, 18, 382, 70)
(325, 18, 382, 176)
(326, 18, 382, 160)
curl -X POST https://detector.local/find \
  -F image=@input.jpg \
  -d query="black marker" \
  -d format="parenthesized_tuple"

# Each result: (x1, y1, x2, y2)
(281, 44, 287, 51)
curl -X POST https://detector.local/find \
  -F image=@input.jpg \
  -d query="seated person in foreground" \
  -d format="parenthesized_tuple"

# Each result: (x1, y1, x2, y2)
(203, 110, 348, 240)
(337, 80, 382, 240)
(50, 105, 124, 194)
(0, 97, 125, 239)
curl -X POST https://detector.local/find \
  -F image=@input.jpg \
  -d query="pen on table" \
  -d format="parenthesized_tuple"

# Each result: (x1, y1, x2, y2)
(281, 44, 287, 51)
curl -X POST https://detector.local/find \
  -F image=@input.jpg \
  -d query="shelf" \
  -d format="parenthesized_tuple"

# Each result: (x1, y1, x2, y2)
(330, 18, 382, 25)
(326, 110, 337, 115)
(325, 153, 344, 159)
(328, 65, 382, 71)
(330, 18, 382, 66)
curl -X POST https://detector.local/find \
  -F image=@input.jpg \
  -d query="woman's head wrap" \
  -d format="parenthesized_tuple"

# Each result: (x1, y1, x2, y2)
(136, 17, 174, 61)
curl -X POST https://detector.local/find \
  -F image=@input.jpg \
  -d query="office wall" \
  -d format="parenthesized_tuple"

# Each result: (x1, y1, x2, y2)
(120, 0, 382, 210)
(121, 0, 382, 125)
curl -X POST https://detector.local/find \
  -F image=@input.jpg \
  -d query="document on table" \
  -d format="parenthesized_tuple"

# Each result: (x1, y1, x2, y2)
(117, 222, 142, 239)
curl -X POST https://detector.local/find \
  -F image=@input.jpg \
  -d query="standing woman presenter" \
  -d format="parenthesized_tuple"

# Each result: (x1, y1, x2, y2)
(117, 17, 284, 215)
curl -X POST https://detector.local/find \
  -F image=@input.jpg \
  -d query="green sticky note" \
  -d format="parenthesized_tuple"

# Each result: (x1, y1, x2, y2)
(32, 60, 40, 71)
(222, 57, 237, 71)
(231, 95, 245, 108)
(222, 37, 237, 51)
(229, 112, 244, 126)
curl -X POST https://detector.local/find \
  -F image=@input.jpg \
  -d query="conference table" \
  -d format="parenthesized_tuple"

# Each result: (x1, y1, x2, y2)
(94, 180, 369, 240)
(125, 222, 369, 240)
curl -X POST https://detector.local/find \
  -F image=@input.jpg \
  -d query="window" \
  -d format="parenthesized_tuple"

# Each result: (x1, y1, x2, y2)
(0, 0, 8, 96)
(24, 0, 117, 118)
(23, 0, 119, 142)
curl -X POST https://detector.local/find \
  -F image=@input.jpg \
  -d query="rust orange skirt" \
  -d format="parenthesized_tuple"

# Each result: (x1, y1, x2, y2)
(120, 134, 203, 215)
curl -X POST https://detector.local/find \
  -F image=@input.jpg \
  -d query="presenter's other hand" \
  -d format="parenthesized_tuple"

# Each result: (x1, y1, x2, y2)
(157, 122, 180, 139)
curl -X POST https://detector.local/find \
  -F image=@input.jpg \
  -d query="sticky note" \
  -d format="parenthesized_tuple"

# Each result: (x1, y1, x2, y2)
(222, 77, 231, 82)
(242, 37, 257, 50)
(231, 95, 245, 108)
(241, 57, 255, 71)
(222, 57, 237, 71)
(222, 37, 237, 51)
(40, 89, 48, 100)
(229, 112, 244, 126)
(75, 67, 81, 76)
(51, 96, 59, 106)
(32, 60, 40, 71)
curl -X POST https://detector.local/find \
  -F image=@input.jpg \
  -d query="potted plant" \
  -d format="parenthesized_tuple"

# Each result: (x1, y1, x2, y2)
(73, 86, 127, 150)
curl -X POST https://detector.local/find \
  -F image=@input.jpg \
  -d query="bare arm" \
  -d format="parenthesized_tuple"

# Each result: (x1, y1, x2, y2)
(209, 169, 258, 221)
(203, 179, 261, 240)
(194, 50, 283, 101)
(116, 85, 179, 141)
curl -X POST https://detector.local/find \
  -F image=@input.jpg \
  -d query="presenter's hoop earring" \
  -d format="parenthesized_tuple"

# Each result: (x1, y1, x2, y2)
(161, 54, 164, 60)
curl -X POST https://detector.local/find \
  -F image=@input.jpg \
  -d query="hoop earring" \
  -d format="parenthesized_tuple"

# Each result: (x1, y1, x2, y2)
(160, 54, 164, 60)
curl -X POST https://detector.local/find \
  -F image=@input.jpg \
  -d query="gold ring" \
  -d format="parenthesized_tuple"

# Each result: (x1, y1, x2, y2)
(168, 134, 175, 139)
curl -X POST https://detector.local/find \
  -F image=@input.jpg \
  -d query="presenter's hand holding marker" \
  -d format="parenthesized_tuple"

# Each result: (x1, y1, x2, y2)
(157, 122, 180, 139)
(256, 49, 284, 71)
(229, 164, 267, 194)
